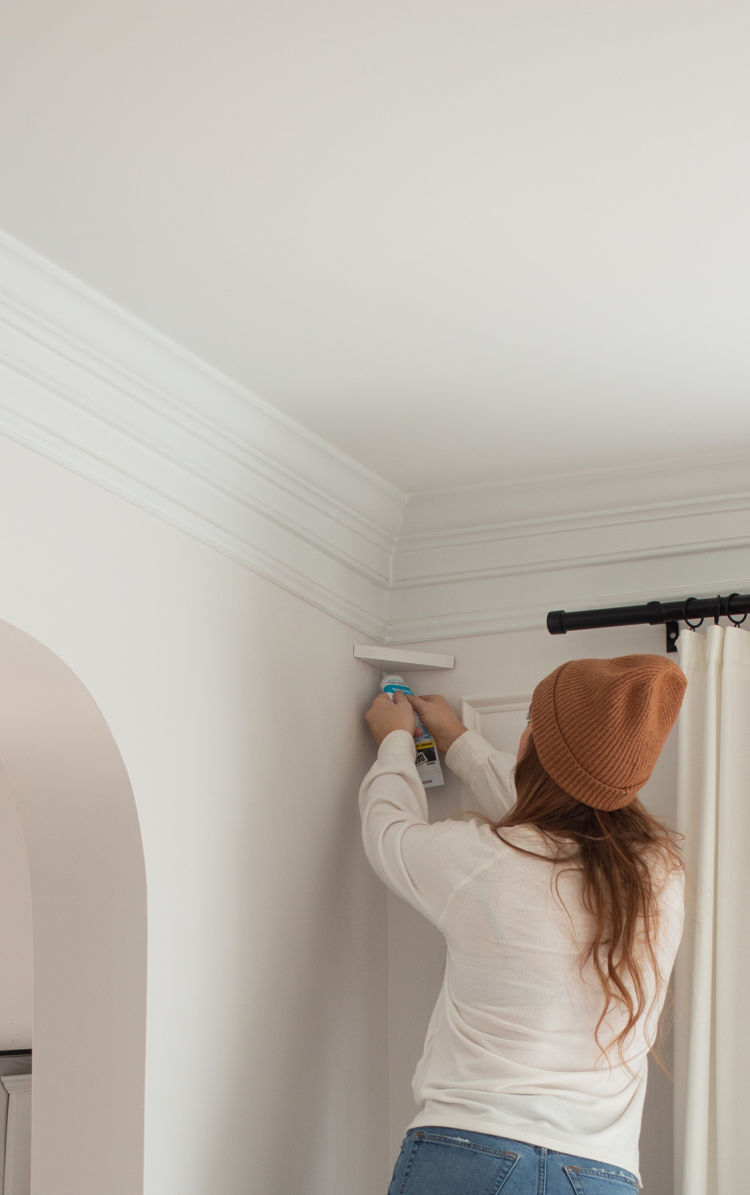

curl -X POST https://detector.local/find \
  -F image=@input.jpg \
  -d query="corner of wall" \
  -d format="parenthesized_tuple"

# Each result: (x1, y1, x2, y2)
(2, 227, 750, 649)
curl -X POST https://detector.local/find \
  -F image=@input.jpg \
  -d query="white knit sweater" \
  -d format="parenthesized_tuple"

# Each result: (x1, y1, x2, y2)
(359, 729, 684, 1183)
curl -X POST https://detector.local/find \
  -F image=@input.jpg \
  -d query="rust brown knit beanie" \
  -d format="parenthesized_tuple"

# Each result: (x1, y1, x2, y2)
(530, 654, 687, 811)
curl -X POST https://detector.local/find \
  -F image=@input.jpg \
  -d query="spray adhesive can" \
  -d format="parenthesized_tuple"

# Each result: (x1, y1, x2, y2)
(380, 675, 444, 788)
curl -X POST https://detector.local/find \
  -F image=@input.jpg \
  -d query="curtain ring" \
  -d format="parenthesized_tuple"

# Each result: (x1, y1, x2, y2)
(714, 595, 722, 625)
(683, 597, 703, 630)
(726, 593, 748, 626)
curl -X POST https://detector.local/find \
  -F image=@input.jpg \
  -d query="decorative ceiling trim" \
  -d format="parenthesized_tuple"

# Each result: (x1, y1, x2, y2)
(1, 229, 748, 646)
(0, 231, 402, 641)
(386, 549, 750, 644)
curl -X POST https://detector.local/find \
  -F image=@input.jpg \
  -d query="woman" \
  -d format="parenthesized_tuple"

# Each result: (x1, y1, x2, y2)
(360, 654, 686, 1194)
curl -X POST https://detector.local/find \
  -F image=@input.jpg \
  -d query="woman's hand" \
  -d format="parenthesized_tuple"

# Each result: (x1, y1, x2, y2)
(365, 690, 418, 746)
(406, 694, 468, 754)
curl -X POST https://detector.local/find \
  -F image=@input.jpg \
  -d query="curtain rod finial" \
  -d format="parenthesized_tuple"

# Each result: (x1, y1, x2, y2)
(547, 610, 567, 635)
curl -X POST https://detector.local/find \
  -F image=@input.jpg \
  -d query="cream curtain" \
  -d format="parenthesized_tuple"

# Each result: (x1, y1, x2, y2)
(674, 625, 750, 1194)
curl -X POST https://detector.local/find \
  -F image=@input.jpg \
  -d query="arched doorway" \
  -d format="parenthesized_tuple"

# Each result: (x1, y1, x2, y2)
(0, 620, 147, 1194)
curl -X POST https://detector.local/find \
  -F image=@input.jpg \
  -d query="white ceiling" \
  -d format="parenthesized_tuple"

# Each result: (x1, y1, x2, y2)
(2, 3, 750, 493)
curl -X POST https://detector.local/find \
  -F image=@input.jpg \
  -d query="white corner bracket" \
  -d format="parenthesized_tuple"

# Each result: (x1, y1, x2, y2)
(353, 644, 455, 673)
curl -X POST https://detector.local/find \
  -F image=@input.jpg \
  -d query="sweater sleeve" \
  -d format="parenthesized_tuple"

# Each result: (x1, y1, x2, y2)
(445, 729, 518, 821)
(359, 729, 474, 928)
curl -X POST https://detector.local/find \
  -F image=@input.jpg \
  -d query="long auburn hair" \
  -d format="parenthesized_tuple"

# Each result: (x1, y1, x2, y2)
(493, 733, 683, 1068)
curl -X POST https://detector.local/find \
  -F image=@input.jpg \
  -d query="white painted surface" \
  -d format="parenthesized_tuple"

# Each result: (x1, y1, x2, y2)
(2, 6, 750, 491)
(0, 230, 400, 642)
(353, 644, 454, 671)
(0, 622, 146, 1195)
(385, 624, 680, 1194)
(2, 233, 750, 646)
(0, 227, 741, 1191)
(0, 433, 390, 1194)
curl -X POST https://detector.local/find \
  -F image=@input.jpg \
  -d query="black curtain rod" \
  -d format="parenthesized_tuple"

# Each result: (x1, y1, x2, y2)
(547, 593, 750, 653)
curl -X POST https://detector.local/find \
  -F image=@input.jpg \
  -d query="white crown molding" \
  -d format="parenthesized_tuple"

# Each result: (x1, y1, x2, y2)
(400, 453, 750, 535)
(2, 229, 749, 646)
(386, 548, 750, 643)
(0, 231, 403, 640)
(388, 458, 750, 642)
(394, 499, 750, 587)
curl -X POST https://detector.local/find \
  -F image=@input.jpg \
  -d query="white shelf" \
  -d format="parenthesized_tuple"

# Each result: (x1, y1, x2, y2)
(353, 644, 455, 672)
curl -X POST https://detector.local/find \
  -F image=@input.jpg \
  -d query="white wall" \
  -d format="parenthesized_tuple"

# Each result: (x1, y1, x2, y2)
(2, 232, 745, 1195)
(0, 617, 147, 1195)
(0, 430, 391, 1194)
(385, 624, 681, 1194)
(0, 394, 721, 1194)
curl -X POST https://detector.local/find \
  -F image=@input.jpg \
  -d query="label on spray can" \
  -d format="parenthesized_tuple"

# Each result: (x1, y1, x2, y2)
(380, 674, 445, 788)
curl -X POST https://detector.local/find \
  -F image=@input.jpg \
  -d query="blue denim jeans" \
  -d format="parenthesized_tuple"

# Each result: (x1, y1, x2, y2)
(387, 1128, 639, 1194)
